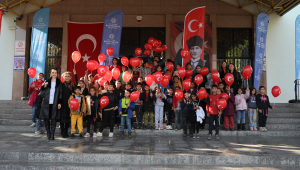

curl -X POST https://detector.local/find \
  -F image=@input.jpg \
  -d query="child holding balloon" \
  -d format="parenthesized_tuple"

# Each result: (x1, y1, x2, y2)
(206, 85, 221, 140)
(234, 87, 250, 131)
(222, 85, 235, 131)
(84, 87, 100, 138)
(155, 86, 166, 130)
(248, 87, 258, 131)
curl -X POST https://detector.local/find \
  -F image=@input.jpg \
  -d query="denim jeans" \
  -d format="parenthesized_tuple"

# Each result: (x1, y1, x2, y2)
(120, 116, 131, 132)
(209, 115, 219, 135)
(174, 109, 182, 128)
(237, 110, 246, 124)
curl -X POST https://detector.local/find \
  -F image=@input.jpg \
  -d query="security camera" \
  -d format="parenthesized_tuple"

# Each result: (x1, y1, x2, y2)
(12, 19, 16, 22)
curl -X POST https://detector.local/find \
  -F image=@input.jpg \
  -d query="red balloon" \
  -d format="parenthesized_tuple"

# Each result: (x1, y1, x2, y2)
(161, 45, 168, 52)
(212, 80, 220, 86)
(157, 40, 162, 47)
(148, 37, 154, 44)
(221, 93, 229, 101)
(166, 62, 174, 71)
(217, 99, 227, 111)
(272, 86, 281, 98)
(177, 67, 186, 79)
(242, 65, 253, 79)
(94, 74, 100, 81)
(182, 80, 191, 91)
(106, 47, 114, 56)
(72, 51, 81, 63)
(145, 74, 154, 86)
(104, 70, 112, 82)
(152, 39, 159, 47)
(160, 76, 169, 88)
(98, 53, 106, 63)
(61, 73, 65, 83)
(98, 78, 108, 87)
(28, 67, 36, 78)
(148, 63, 153, 70)
(197, 89, 207, 100)
(185, 77, 192, 82)
(186, 69, 193, 77)
(154, 46, 163, 53)
(130, 91, 140, 102)
(97, 65, 107, 77)
(135, 48, 142, 56)
(211, 70, 220, 82)
(112, 68, 121, 80)
(224, 73, 234, 86)
(181, 49, 189, 58)
(69, 98, 80, 111)
(121, 57, 129, 66)
(100, 96, 109, 108)
(194, 74, 203, 85)
(175, 89, 183, 100)
(87, 60, 98, 71)
(164, 73, 171, 81)
(144, 43, 153, 50)
(122, 71, 131, 83)
(200, 67, 209, 76)
(153, 72, 163, 84)
(144, 49, 151, 56)
(130, 57, 141, 68)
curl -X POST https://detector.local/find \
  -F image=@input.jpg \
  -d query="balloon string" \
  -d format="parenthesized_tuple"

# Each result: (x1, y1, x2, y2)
(74, 63, 75, 70)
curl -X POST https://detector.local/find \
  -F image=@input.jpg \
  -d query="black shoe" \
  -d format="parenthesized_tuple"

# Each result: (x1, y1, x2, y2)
(143, 125, 146, 129)
(79, 134, 83, 139)
(242, 124, 246, 131)
(189, 132, 193, 138)
(225, 129, 229, 131)
(44, 119, 51, 140)
(65, 128, 69, 138)
(150, 126, 154, 130)
(117, 131, 124, 137)
(237, 124, 241, 131)
(183, 132, 187, 137)
(230, 128, 234, 131)
(70, 134, 75, 139)
(128, 132, 132, 138)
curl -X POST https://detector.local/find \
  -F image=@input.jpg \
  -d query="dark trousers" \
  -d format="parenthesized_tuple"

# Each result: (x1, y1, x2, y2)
(114, 110, 120, 125)
(182, 113, 189, 133)
(199, 118, 205, 130)
(258, 109, 268, 127)
(209, 115, 219, 135)
(166, 110, 174, 125)
(60, 123, 69, 135)
(135, 105, 143, 125)
(86, 115, 97, 133)
(100, 110, 115, 133)
(190, 121, 200, 134)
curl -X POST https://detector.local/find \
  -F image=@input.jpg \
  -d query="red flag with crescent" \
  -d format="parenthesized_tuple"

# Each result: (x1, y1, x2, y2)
(0, 8, 3, 36)
(183, 7, 205, 69)
(67, 22, 104, 82)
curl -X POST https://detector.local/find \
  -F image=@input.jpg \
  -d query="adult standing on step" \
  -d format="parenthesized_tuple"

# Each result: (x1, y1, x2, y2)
(40, 68, 62, 140)
(228, 63, 242, 95)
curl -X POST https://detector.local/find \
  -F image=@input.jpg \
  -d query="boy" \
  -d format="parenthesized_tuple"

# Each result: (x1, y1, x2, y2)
(114, 80, 124, 129)
(256, 86, 275, 132)
(78, 80, 88, 96)
(206, 85, 221, 140)
(119, 66, 130, 90)
(164, 88, 174, 130)
(125, 83, 133, 93)
(187, 82, 197, 94)
(134, 83, 144, 129)
(140, 84, 156, 129)
(69, 86, 86, 139)
(173, 86, 183, 130)
(84, 71, 99, 92)
(117, 90, 135, 138)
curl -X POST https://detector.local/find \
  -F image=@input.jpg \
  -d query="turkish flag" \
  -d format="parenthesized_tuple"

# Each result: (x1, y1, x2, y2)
(67, 22, 104, 82)
(183, 7, 205, 68)
(0, 8, 3, 36)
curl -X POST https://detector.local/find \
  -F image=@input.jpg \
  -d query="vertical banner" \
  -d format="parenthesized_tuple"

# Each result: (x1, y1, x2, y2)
(182, 7, 205, 74)
(29, 8, 50, 85)
(296, 15, 300, 80)
(253, 13, 269, 90)
(100, 10, 124, 67)
(0, 8, 3, 36)
(67, 22, 104, 80)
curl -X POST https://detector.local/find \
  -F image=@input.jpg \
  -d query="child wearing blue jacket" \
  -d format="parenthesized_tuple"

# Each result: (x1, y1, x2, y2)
(117, 90, 135, 138)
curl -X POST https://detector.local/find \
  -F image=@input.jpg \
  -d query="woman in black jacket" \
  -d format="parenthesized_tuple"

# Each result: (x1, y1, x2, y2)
(219, 61, 228, 85)
(40, 68, 62, 140)
(228, 63, 242, 95)
(140, 84, 156, 129)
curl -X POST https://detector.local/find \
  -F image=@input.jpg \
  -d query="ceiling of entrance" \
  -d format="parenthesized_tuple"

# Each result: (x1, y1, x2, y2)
(220, 0, 300, 16)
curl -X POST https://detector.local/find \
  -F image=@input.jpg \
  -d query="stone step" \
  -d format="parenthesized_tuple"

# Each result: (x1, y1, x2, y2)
(268, 107, 300, 113)
(267, 118, 300, 124)
(267, 112, 300, 118)
(0, 109, 32, 114)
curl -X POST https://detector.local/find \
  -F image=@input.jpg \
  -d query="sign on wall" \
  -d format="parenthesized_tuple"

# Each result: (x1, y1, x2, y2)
(13, 57, 25, 71)
(14, 40, 25, 56)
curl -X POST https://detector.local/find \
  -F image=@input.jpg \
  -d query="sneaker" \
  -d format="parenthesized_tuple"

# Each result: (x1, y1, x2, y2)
(169, 126, 173, 130)
(183, 132, 187, 137)
(260, 127, 264, 132)
(79, 134, 83, 139)
(208, 134, 212, 140)
(250, 127, 253, 131)
(97, 132, 102, 137)
(196, 134, 200, 138)
(193, 134, 196, 139)
(253, 127, 257, 131)
(30, 123, 36, 127)
(93, 133, 97, 138)
(264, 127, 267, 132)
(35, 131, 41, 134)
(155, 126, 159, 130)
(160, 126, 163, 130)
(109, 132, 113, 137)
(150, 126, 154, 130)
(216, 134, 220, 140)
(114, 125, 118, 129)
(230, 128, 234, 131)
(84, 133, 90, 138)
(175, 128, 178, 131)
(117, 131, 124, 137)
(70, 134, 75, 139)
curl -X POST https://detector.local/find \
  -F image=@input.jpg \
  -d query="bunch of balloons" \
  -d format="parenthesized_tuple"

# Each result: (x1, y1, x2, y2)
(144, 37, 167, 55)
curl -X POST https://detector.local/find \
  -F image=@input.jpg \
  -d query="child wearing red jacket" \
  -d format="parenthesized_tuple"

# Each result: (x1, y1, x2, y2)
(206, 85, 221, 140)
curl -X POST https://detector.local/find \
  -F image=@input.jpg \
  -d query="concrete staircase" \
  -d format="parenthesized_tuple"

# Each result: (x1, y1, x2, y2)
(0, 100, 300, 136)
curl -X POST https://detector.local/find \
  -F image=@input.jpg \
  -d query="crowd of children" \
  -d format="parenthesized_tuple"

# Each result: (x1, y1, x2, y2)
(28, 58, 275, 141)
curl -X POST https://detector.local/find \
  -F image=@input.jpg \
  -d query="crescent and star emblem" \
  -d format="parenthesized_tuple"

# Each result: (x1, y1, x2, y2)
(157, 77, 162, 82)
(101, 101, 106, 104)
(188, 19, 203, 33)
(76, 34, 97, 63)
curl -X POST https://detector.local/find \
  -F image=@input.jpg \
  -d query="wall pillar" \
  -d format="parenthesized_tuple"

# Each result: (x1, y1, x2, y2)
(210, 14, 217, 70)
(165, 14, 172, 60)
(61, 14, 70, 74)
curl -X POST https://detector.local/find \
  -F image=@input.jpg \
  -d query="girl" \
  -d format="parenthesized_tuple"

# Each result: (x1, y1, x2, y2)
(190, 93, 201, 139)
(235, 87, 250, 130)
(152, 60, 158, 73)
(248, 87, 258, 131)
(173, 64, 181, 77)
(181, 92, 193, 137)
(108, 58, 122, 71)
(222, 85, 235, 131)
(156, 65, 165, 74)
(218, 82, 225, 93)
(187, 82, 197, 94)
(84, 87, 100, 138)
(219, 61, 228, 84)
(155, 87, 166, 130)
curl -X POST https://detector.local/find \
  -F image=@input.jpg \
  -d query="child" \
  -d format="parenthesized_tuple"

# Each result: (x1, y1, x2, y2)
(206, 85, 221, 140)
(213, 88, 222, 128)
(134, 83, 143, 129)
(199, 87, 208, 130)
(163, 88, 174, 130)
(248, 87, 258, 131)
(84, 71, 99, 92)
(78, 80, 89, 96)
(69, 86, 87, 139)
(222, 85, 235, 131)
(190, 93, 201, 138)
(117, 90, 135, 138)
(235, 87, 250, 130)
(140, 85, 156, 129)
(218, 82, 225, 92)
(187, 82, 197, 94)
(173, 86, 183, 131)
(256, 86, 275, 132)
(84, 87, 100, 138)
(173, 64, 181, 77)
(155, 86, 166, 130)
(181, 92, 193, 137)
(119, 66, 130, 90)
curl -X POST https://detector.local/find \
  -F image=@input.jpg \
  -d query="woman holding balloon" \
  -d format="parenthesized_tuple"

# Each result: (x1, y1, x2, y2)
(219, 61, 228, 84)
(228, 63, 242, 95)
(192, 66, 208, 89)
